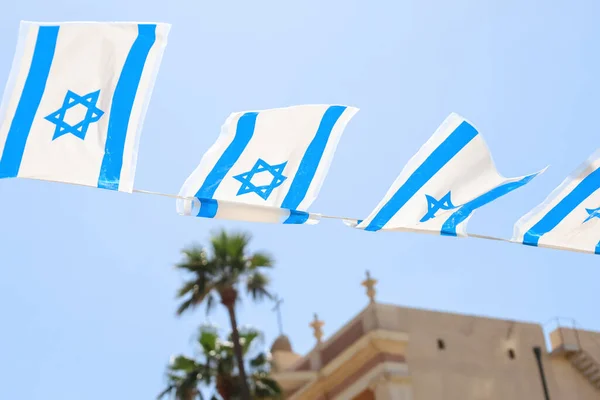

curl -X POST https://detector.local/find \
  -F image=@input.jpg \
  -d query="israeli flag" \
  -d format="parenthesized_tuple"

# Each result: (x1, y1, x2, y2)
(350, 113, 543, 236)
(0, 21, 170, 192)
(513, 150, 600, 254)
(177, 104, 359, 224)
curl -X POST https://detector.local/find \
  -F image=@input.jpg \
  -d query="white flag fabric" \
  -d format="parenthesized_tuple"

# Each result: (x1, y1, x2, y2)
(513, 150, 600, 254)
(0, 21, 170, 192)
(177, 104, 358, 224)
(350, 113, 543, 236)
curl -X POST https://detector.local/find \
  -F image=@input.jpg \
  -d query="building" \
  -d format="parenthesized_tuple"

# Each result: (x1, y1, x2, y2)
(270, 272, 600, 399)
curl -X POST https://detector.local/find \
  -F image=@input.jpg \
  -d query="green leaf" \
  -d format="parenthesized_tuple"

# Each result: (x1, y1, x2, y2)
(176, 297, 196, 316)
(209, 230, 231, 264)
(205, 293, 217, 316)
(249, 352, 268, 369)
(156, 384, 175, 399)
(248, 252, 274, 269)
(246, 272, 272, 301)
(198, 328, 219, 354)
(238, 328, 262, 355)
(169, 355, 198, 373)
(253, 375, 282, 398)
(176, 280, 198, 298)
(176, 245, 210, 271)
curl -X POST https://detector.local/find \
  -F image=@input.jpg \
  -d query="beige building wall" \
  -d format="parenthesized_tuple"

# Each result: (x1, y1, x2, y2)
(373, 304, 553, 399)
(550, 357, 599, 400)
(548, 327, 600, 399)
(272, 302, 600, 399)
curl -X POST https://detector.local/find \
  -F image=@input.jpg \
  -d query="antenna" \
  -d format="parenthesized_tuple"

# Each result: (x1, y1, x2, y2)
(272, 294, 284, 335)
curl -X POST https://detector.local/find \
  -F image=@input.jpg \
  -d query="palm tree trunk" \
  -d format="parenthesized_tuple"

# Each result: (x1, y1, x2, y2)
(221, 289, 252, 400)
(182, 389, 197, 400)
(216, 375, 228, 400)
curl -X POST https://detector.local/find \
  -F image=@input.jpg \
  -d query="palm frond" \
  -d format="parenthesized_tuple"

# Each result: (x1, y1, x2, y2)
(170, 355, 199, 373)
(253, 374, 282, 398)
(249, 352, 269, 370)
(210, 230, 254, 275)
(205, 293, 217, 316)
(209, 230, 231, 267)
(176, 297, 197, 316)
(240, 328, 262, 355)
(227, 232, 251, 261)
(176, 279, 219, 316)
(246, 272, 272, 302)
(198, 327, 219, 355)
(247, 251, 274, 270)
(176, 280, 198, 298)
(156, 384, 176, 400)
(176, 245, 210, 271)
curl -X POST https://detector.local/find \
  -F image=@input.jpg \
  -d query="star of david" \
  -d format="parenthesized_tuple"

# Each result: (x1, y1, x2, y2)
(233, 158, 288, 200)
(420, 191, 457, 222)
(583, 206, 600, 223)
(44, 90, 105, 140)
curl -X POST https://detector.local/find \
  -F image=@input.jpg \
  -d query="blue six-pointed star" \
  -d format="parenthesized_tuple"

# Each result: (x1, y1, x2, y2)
(583, 206, 600, 223)
(420, 191, 457, 222)
(233, 158, 288, 200)
(45, 90, 105, 140)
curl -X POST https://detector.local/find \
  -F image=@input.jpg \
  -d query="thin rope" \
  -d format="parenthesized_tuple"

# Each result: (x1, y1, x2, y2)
(134, 188, 516, 242)
(133, 188, 599, 255)
(15, 180, 583, 256)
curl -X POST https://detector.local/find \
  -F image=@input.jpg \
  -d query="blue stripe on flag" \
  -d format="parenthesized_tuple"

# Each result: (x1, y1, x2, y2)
(197, 198, 218, 219)
(523, 167, 600, 246)
(98, 24, 157, 190)
(0, 25, 59, 178)
(363, 121, 479, 231)
(595, 241, 600, 255)
(281, 106, 345, 208)
(441, 173, 539, 237)
(281, 105, 346, 224)
(284, 210, 310, 224)
(195, 112, 258, 218)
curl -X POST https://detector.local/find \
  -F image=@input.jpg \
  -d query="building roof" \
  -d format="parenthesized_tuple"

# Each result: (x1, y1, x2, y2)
(271, 334, 293, 353)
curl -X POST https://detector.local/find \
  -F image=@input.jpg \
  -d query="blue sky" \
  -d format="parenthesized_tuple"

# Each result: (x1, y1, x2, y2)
(1, 0, 599, 398)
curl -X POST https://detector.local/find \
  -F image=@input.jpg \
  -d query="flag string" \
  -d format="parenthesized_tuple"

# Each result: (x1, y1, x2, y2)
(15, 178, 585, 255)
(132, 188, 595, 255)
(133, 188, 517, 245)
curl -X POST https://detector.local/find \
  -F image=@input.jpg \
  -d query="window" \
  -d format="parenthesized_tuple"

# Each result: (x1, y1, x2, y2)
(508, 349, 516, 359)
(437, 339, 445, 350)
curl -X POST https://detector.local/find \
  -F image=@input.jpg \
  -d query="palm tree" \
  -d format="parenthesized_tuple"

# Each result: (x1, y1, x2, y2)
(174, 230, 274, 400)
(156, 355, 209, 400)
(158, 326, 281, 400)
